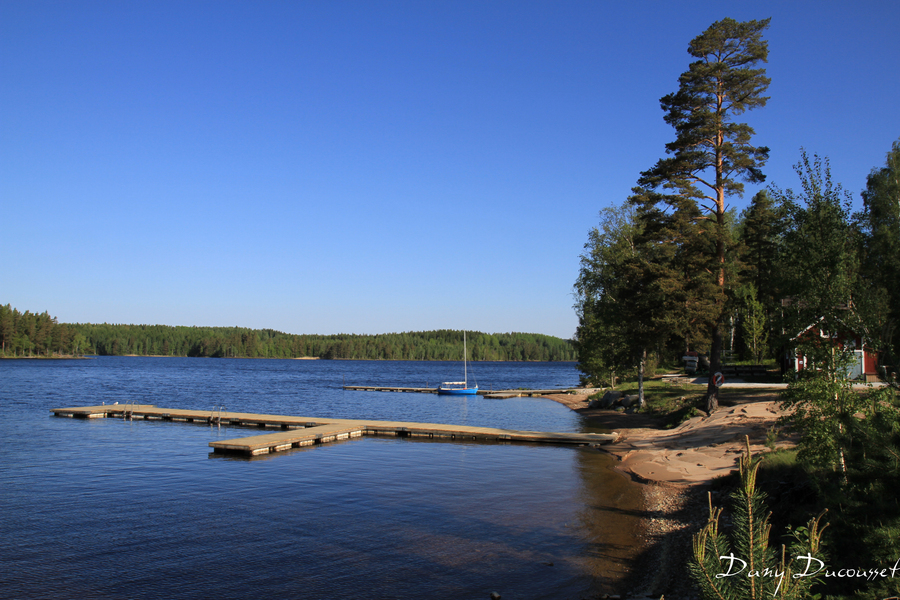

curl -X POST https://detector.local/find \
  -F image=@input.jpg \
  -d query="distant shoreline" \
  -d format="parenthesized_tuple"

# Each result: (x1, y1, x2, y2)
(2, 354, 575, 362)
(0, 355, 93, 360)
(119, 354, 322, 359)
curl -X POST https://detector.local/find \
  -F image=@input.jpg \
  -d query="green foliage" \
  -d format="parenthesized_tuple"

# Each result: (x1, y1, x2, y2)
(739, 287, 768, 363)
(690, 439, 827, 600)
(574, 202, 642, 386)
(739, 190, 783, 305)
(771, 151, 871, 341)
(736, 190, 784, 359)
(576, 20, 781, 410)
(639, 17, 771, 202)
(820, 387, 900, 600)
(1, 304, 575, 361)
(860, 138, 900, 279)
(0, 304, 87, 357)
(858, 137, 900, 363)
(64, 323, 575, 361)
(774, 148, 888, 471)
(773, 239, 900, 600)
(629, 188, 721, 352)
(574, 198, 701, 402)
(779, 349, 871, 473)
(780, 375, 900, 599)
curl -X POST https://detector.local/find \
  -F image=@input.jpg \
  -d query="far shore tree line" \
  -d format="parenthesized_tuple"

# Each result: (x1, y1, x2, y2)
(0, 314, 575, 362)
(0, 305, 91, 358)
(574, 16, 899, 413)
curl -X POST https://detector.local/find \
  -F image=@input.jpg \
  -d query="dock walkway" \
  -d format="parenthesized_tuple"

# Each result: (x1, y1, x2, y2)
(342, 386, 576, 399)
(51, 405, 618, 456)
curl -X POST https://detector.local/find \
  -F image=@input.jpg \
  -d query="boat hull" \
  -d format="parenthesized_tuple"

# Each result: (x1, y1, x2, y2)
(437, 386, 479, 396)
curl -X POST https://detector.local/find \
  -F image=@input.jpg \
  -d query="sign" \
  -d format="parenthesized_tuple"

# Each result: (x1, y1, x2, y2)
(713, 371, 725, 388)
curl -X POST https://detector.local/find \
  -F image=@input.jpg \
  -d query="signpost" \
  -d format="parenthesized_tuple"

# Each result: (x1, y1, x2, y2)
(713, 371, 725, 388)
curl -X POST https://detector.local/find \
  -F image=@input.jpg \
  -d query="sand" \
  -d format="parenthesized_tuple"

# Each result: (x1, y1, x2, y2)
(543, 388, 792, 598)
(544, 389, 790, 485)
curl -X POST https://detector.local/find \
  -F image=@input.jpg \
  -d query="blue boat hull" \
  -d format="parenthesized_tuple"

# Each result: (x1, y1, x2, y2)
(437, 386, 479, 396)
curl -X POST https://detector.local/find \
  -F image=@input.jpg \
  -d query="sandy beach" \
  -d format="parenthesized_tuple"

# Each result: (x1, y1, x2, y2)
(545, 388, 788, 483)
(544, 387, 791, 599)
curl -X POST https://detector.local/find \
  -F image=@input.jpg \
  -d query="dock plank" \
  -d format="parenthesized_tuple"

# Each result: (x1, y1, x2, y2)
(210, 423, 366, 455)
(51, 405, 619, 456)
(342, 386, 578, 397)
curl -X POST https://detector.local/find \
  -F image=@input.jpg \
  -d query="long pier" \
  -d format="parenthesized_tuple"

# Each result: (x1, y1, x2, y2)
(342, 386, 576, 399)
(50, 405, 618, 456)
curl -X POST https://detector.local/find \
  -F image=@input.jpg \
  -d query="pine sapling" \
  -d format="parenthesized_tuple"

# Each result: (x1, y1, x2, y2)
(690, 437, 827, 599)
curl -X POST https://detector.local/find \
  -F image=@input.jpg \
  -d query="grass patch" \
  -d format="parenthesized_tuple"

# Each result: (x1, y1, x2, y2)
(585, 378, 784, 428)
(758, 446, 799, 470)
(590, 379, 706, 428)
(722, 359, 779, 367)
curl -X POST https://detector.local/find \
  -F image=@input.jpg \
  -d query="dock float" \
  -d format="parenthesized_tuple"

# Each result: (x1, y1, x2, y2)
(50, 405, 619, 456)
(342, 386, 577, 399)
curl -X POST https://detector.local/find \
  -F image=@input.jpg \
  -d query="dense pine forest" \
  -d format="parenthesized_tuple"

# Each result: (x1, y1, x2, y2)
(0, 305, 90, 357)
(0, 305, 574, 361)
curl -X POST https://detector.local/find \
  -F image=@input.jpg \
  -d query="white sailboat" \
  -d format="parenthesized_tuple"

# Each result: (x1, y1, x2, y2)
(437, 331, 478, 395)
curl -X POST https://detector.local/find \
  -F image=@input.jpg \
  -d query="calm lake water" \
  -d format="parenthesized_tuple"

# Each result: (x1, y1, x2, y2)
(1, 358, 644, 599)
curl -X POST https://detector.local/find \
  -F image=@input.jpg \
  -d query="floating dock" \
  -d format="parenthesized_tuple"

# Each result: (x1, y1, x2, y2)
(50, 405, 618, 456)
(342, 386, 576, 399)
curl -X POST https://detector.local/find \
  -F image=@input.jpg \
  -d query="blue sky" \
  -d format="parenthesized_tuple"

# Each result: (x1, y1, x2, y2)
(2, 1, 898, 339)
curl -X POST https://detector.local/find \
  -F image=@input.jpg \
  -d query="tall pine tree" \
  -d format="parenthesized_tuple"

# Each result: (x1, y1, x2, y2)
(633, 17, 771, 412)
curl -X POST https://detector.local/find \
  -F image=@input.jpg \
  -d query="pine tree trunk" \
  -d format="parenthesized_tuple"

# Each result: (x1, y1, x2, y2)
(707, 132, 727, 415)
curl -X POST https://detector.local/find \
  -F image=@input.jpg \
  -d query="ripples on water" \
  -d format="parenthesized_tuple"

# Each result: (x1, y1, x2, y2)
(0, 358, 643, 599)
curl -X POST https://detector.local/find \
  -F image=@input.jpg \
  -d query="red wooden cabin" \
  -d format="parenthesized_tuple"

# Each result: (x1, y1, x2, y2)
(786, 320, 879, 382)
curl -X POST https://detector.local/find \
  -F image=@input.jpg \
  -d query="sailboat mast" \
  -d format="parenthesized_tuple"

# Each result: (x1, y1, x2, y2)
(463, 331, 467, 385)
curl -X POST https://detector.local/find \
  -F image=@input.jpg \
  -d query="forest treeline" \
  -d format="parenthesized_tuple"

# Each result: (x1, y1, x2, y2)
(0, 305, 90, 357)
(0, 309, 575, 361)
(73, 324, 576, 361)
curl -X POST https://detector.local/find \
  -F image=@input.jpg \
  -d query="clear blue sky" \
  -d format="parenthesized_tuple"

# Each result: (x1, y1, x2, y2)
(2, 1, 898, 339)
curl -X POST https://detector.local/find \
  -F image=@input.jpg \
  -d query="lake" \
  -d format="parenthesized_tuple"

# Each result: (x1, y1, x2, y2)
(0, 357, 644, 599)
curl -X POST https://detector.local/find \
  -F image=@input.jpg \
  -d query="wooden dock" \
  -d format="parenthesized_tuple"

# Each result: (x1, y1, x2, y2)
(50, 404, 618, 456)
(342, 385, 576, 399)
